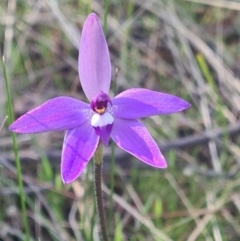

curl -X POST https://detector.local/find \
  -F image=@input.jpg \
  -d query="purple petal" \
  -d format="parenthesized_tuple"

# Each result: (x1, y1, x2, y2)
(79, 13, 111, 101)
(61, 122, 99, 184)
(111, 118, 167, 168)
(9, 97, 90, 133)
(112, 88, 190, 119)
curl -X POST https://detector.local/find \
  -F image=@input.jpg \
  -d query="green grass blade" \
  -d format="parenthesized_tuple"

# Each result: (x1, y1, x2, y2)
(103, 3, 117, 229)
(2, 57, 30, 241)
(103, 0, 110, 35)
(109, 65, 118, 228)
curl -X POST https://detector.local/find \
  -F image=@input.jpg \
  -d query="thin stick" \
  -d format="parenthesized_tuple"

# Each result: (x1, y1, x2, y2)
(93, 143, 109, 241)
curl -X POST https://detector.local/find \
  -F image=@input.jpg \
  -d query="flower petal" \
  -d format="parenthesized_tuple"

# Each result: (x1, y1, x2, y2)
(112, 88, 190, 119)
(9, 97, 90, 133)
(61, 122, 99, 184)
(91, 112, 114, 146)
(79, 13, 111, 101)
(111, 118, 167, 168)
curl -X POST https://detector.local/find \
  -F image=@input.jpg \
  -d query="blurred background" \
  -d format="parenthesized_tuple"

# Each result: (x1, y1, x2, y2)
(1, 0, 240, 240)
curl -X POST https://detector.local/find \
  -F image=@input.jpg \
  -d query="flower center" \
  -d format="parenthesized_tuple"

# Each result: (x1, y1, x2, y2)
(90, 91, 112, 114)
(90, 91, 113, 146)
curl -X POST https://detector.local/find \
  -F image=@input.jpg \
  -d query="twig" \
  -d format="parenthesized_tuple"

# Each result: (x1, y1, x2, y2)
(0, 116, 8, 135)
(184, 0, 240, 11)
(3, 121, 240, 167)
(159, 121, 240, 151)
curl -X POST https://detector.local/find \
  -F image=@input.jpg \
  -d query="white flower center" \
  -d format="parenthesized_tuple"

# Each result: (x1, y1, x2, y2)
(91, 112, 114, 128)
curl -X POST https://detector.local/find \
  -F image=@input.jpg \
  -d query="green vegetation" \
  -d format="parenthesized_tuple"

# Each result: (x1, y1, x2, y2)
(1, 0, 240, 240)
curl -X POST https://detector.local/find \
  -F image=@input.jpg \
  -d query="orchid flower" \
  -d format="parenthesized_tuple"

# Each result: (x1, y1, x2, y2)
(9, 13, 190, 184)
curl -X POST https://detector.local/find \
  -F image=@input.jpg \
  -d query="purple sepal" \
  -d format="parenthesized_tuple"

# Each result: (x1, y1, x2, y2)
(9, 97, 90, 133)
(79, 13, 111, 101)
(61, 122, 99, 184)
(111, 117, 167, 168)
(112, 88, 191, 119)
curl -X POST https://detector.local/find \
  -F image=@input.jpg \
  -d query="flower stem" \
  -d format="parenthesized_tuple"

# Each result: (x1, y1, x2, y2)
(93, 142, 109, 241)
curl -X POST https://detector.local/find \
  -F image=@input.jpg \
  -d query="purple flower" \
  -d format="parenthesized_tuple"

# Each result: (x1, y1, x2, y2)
(9, 13, 190, 184)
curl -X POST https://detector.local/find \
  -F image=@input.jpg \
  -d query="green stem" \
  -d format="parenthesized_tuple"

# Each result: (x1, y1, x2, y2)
(93, 142, 109, 241)
(2, 57, 30, 241)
